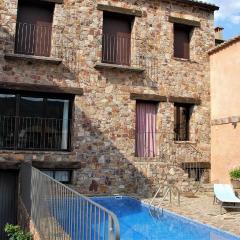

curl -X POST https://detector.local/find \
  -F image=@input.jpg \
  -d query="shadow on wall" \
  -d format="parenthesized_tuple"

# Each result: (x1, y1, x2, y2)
(0, 26, 202, 198)
(0, 25, 155, 197)
(72, 108, 155, 196)
(72, 106, 203, 197)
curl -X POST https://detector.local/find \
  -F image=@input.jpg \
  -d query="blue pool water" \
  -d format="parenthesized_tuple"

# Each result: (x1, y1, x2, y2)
(92, 196, 240, 240)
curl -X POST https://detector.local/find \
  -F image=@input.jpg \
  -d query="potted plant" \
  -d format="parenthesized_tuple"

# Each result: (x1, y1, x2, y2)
(230, 168, 240, 189)
(4, 224, 32, 240)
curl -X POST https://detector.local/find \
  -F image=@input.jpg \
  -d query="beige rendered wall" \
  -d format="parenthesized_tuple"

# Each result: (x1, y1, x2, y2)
(210, 40, 240, 183)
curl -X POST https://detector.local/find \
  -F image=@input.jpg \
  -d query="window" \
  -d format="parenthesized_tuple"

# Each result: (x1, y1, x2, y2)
(135, 101, 157, 157)
(102, 12, 134, 65)
(174, 104, 192, 141)
(15, 0, 55, 56)
(42, 170, 72, 183)
(185, 167, 205, 182)
(174, 23, 192, 59)
(0, 91, 73, 151)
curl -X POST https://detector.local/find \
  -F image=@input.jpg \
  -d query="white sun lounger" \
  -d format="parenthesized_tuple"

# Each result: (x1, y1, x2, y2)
(213, 184, 240, 214)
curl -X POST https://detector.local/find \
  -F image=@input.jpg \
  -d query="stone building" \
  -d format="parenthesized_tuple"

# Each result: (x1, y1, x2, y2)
(0, 0, 218, 235)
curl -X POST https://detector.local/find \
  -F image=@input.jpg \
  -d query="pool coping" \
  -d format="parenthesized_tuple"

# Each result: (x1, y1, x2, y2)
(91, 195, 240, 240)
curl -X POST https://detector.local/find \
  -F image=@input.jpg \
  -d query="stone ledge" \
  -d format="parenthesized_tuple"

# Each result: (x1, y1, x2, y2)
(130, 94, 201, 105)
(0, 161, 21, 169)
(130, 93, 167, 102)
(97, 4, 142, 17)
(169, 16, 201, 27)
(0, 81, 83, 95)
(0, 160, 81, 169)
(181, 162, 211, 169)
(32, 161, 81, 169)
(174, 141, 197, 145)
(169, 96, 201, 105)
(95, 62, 145, 73)
(172, 57, 198, 64)
(0, 150, 75, 155)
(212, 116, 240, 126)
(41, 0, 63, 3)
(4, 53, 62, 65)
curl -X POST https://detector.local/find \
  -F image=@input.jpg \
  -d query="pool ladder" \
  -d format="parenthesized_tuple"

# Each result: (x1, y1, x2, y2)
(149, 184, 181, 220)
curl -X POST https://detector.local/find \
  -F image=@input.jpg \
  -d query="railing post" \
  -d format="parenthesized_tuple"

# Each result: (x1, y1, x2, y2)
(108, 216, 115, 240)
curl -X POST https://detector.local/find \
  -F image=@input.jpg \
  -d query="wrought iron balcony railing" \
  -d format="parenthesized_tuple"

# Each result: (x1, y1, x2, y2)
(0, 115, 71, 151)
(98, 33, 160, 79)
(3, 21, 80, 74)
(174, 125, 190, 141)
(15, 22, 53, 57)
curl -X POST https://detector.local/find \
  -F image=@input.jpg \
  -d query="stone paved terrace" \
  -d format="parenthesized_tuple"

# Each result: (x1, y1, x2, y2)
(142, 192, 240, 237)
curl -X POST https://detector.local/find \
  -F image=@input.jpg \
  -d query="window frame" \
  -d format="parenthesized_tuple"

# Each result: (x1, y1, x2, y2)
(0, 89, 74, 151)
(15, 0, 55, 56)
(102, 11, 134, 66)
(174, 103, 192, 142)
(173, 23, 192, 60)
(41, 169, 72, 184)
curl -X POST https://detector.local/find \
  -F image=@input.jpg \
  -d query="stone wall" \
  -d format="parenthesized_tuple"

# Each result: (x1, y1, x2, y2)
(0, 0, 215, 196)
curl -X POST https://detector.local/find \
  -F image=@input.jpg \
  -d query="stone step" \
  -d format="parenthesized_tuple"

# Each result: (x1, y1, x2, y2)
(199, 183, 214, 193)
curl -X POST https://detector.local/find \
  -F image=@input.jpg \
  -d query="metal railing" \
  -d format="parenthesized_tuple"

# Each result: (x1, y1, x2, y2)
(0, 115, 71, 151)
(15, 22, 53, 57)
(99, 34, 160, 79)
(174, 125, 190, 142)
(102, 33, 132, 66)
(3, 22, 80, 75)
(19, 163, 120, 240)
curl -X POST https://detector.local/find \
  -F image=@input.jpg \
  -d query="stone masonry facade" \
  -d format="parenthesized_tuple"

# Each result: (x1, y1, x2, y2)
(0, 0, 216, 197)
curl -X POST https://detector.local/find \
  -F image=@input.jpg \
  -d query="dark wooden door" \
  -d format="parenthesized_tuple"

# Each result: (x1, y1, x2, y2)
(15, 1, 54, 56)
(0, 171, 18, 240)
(102, 12, 133, 65)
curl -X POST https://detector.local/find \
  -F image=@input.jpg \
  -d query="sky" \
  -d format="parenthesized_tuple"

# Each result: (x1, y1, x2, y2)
(205, 0, 240, 40)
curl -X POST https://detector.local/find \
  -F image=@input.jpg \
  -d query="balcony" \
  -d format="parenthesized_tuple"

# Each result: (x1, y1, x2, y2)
(3, 21, 81, 75)
(95, 34, 160, 79)
(0, 115, 71, 151)
(4, 22, 62, 64)
(14, 22, 53, 57)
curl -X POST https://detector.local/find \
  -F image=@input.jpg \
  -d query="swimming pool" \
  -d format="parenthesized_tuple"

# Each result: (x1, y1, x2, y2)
(92, 196, 240, 240)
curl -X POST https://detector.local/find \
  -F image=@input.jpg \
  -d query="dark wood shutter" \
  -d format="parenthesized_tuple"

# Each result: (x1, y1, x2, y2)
(35, 21, 53, 57)
(15, 0, 54, 57)
(102, 12, 133, 65)
(174, 104, 190, 141)
(174, 24, 191, 59)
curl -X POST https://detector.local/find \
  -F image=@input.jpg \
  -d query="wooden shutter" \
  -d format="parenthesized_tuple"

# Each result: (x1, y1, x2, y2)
(174, 104, 190, 141)
(174, 24, 191, 59)
(116, 32, 131, 65)
(102, 12, 133, 65)
(15, 0, 54, 57)
(35, 21, 52, 57)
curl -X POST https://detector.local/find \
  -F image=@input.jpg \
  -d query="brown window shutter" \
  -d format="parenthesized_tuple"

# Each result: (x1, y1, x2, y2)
(35, 22, 52, 57)
(174, 104, 191, 141)
(174, 24, 191, 59)
(15, 1, 54, 56)
(102, 12, 133, 65)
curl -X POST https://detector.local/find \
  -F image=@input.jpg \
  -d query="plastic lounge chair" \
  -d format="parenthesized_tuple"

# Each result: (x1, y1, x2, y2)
(213, 184, 240, 214)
